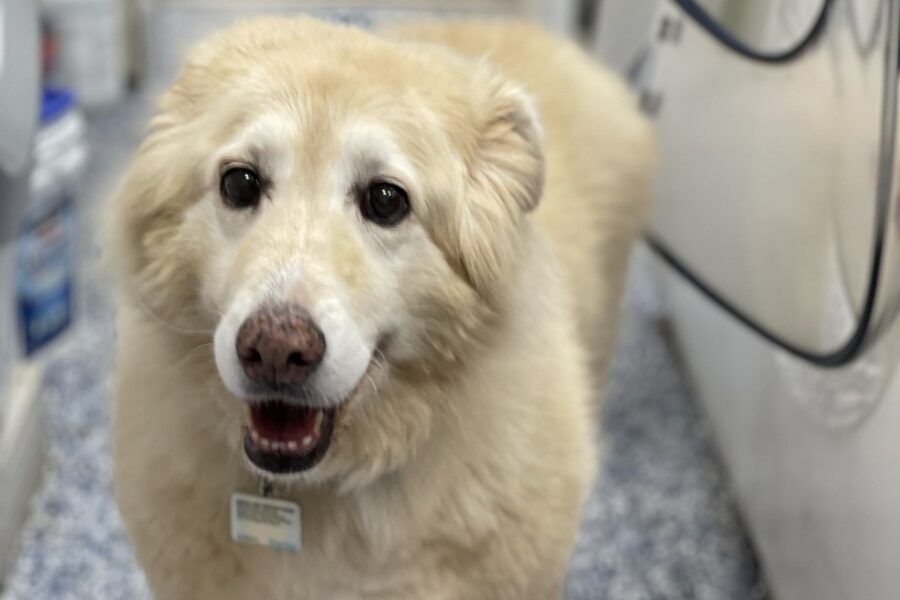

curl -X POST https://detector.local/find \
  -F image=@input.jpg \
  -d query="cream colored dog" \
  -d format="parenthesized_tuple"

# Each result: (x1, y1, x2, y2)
(108, 16, 652, 600)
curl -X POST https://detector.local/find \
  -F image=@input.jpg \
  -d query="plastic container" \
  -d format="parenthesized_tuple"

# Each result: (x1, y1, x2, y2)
(16, 88, 86, 356)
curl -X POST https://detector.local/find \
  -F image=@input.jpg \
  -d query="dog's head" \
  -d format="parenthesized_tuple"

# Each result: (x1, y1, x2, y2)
(110, 17, 544, 486)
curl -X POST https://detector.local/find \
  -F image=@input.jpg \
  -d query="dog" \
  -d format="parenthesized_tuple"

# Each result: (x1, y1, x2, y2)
(107, 16, 652, 599)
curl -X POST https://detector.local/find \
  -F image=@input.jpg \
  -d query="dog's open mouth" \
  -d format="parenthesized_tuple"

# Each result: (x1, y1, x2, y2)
(243, 402, 337, 474)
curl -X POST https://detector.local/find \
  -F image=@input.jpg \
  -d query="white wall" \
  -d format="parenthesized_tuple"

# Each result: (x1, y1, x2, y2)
(595, 0, 660, 73)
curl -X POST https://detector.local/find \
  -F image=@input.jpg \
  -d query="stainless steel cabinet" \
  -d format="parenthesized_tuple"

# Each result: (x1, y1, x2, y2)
(607, 1, 900, 598)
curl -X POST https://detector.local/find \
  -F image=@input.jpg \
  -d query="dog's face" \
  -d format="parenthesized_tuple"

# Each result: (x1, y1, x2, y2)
(111, 18, 543, 486)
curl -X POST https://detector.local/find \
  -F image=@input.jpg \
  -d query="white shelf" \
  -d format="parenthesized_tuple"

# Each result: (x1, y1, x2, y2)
(0, 362, 45, 581)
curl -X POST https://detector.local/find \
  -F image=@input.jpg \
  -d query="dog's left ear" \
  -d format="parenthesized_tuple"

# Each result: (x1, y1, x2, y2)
(455, 67, 545, 297)
(471, 72, 545, 213)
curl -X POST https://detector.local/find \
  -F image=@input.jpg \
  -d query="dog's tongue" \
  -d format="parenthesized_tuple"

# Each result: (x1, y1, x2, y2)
(250, 402, 320, 443)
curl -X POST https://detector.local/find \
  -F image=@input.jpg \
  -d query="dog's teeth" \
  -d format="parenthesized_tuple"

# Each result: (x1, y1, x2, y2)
(250, 428, 260, 443)
(314, 410, 324, 433)
(287, 441, 298, 451)
(302, 435, 313, 448)
(260, 438, 271, 450)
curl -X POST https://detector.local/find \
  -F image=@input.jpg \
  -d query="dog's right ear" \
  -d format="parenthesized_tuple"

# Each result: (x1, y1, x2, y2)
(104, 120, 204, 320)
(103, 44, 218, 318)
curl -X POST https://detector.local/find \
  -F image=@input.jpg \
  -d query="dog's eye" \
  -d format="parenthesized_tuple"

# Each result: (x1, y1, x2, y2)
(221, 167, 262, 209)
(360, 182, 410, 226)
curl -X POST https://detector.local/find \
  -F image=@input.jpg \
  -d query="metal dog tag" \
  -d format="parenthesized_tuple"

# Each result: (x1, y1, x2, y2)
(230, 492, 301, 552)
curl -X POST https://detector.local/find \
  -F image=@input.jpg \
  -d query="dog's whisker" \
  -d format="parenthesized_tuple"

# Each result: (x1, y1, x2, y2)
(373, 348, 388, 367)
(126, 283, 216, 336)
(173, 342, 216, 370)
(365, 374, 379, 398)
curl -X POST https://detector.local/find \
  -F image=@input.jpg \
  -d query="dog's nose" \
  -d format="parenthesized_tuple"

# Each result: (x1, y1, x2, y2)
(236, 303, 326, 386)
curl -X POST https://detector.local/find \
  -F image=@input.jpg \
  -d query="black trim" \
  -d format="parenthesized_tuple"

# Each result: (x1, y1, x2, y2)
(647, 234, 876, 366)
(669, 0, 833, 63)
(649, 0, 899, 367)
